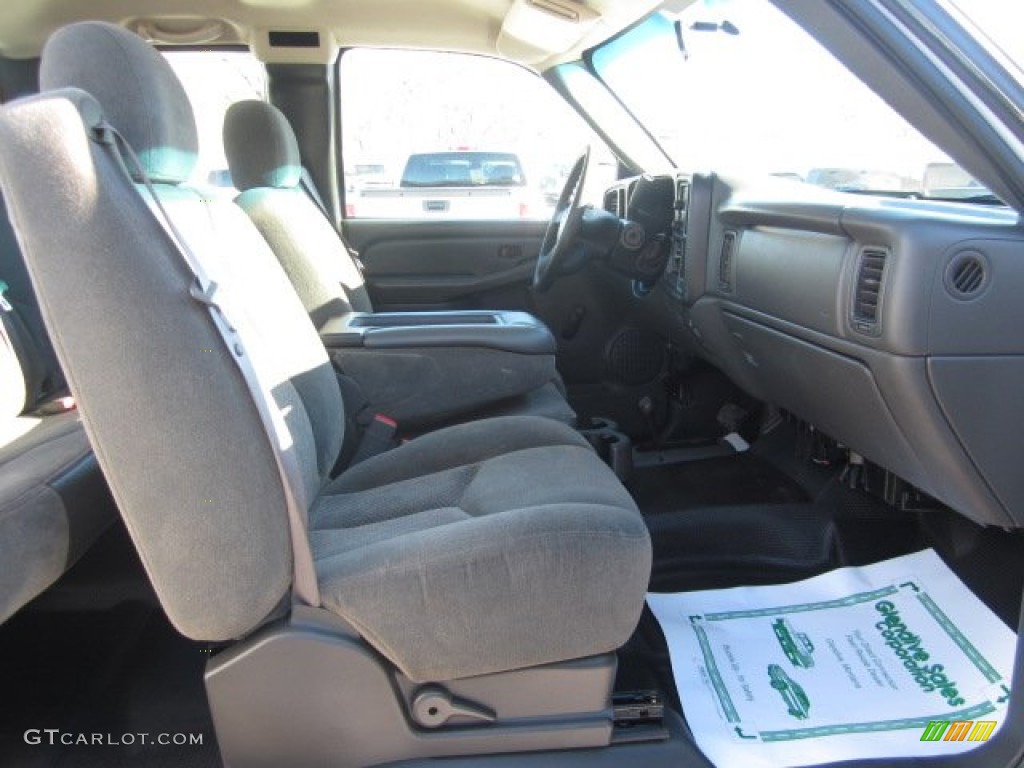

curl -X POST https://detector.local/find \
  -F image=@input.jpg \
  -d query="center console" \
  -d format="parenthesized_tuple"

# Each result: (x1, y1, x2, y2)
(319, 310, 566, 431)
(319, 310, 556, 355)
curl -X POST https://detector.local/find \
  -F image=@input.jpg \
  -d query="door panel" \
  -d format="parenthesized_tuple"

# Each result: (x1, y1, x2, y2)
(344, 219, 548, 311)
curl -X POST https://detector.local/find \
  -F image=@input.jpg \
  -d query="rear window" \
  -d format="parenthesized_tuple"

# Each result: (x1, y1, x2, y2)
(400, 152, 526, 188)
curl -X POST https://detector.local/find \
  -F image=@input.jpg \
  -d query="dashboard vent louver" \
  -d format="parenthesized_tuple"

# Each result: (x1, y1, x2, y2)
(945, 252, 987, 299)
(603, 189, 620, 217)
(670, 181, 690, 298)
(852, 247, 888, 334)
(626, 180, 639, 206)
(675, 180, 689, 216)
(603, 188, 627, 218)
(719, 231, 737, 291)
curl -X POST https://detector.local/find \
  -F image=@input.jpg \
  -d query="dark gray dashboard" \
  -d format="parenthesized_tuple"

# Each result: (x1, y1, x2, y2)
(605, 172, 1024, 528)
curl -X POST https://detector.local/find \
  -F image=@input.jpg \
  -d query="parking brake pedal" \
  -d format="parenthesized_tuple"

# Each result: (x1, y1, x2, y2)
(411, 686, 496, 728)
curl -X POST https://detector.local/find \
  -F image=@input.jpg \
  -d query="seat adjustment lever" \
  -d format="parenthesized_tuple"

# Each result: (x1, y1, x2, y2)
(411, 685, 496, 728)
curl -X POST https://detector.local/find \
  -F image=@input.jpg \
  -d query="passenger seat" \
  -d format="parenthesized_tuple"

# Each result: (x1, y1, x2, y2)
(0, 198, 114, 623)
(0, 24, 651, 763)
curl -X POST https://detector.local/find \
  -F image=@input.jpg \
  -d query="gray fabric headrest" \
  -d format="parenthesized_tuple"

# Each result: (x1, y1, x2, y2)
(39, 22, 198, 185)
(223, 100, 302, 191)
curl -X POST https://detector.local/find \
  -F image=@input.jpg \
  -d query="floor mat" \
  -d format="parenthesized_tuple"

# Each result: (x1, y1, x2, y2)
(643, 485, 927, 595)
(629, 453, 809, 515)
(647, 550, 1017, 768)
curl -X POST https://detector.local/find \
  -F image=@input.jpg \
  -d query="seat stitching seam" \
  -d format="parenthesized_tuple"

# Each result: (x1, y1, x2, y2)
(337, 442, 593, 493)
(315, 522, 648, 574)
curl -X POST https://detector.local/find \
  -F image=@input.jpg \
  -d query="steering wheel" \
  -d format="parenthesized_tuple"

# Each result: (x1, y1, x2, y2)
(533, 146, 591, 292)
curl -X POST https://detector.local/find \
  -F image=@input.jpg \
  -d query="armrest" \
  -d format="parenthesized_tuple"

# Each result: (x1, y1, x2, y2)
(320, 311, 556, 356)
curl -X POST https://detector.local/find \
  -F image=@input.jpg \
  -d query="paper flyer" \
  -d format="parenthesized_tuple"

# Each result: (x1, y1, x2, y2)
(647, 549, 1016, 767)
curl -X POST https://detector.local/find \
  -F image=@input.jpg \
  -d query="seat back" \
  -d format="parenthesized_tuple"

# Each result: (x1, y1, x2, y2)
(0, 22, 345, 641)
(223, 100, 372, 330)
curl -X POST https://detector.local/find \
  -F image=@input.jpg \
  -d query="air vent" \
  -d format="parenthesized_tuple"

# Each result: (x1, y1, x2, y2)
(719, 231, 737, 291)
(945, 251, 987, 299)
(675, 180, 689, 217)
(852, 247, 888, 334)
(603, 189, 621, 217)
(627, 180, 639, 207)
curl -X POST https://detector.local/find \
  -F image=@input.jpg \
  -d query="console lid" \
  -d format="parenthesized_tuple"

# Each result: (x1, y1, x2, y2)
(319, 311, 556, 356)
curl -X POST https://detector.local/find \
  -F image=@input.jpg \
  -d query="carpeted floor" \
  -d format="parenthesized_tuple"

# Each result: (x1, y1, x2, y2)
(627, 452, 809, 515)
(618, 446, 1024, 721)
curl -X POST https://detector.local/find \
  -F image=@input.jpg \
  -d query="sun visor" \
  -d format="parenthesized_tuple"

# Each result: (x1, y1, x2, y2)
(497, 0, 600, 64)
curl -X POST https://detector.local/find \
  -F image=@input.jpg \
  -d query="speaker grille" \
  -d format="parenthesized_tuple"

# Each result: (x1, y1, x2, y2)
(607, 329, 666, 385)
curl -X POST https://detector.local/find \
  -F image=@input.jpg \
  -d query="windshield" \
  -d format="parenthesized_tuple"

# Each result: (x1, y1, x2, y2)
(946, 0, 1024, 87)
(590, 0, 1010, 202)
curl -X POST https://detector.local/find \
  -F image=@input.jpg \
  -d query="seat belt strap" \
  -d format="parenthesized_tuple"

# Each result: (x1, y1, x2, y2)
(299, 168, 329, 217)
(93, 121, 321, 608)
(299, 168, 366, 276)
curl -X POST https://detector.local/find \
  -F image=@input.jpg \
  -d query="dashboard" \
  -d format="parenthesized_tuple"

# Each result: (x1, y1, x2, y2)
(603, 172, 1024, 529)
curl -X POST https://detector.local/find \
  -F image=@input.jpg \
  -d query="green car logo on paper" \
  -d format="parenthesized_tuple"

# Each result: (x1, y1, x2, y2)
(768, 664, 812, 720)
(772, 618, 816, 668)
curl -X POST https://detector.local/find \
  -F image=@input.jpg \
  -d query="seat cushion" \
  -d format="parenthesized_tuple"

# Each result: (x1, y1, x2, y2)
(449, 380, 575, 428)
(311, 415, 650, 682)
(0, 411, 113, 623)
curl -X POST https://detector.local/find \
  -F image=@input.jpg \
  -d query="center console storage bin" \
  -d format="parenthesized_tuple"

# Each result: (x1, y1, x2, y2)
(320, 311, 561, 430)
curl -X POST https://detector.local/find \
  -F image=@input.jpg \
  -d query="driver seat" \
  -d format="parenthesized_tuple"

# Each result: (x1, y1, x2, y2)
(222, 100, 575, 429)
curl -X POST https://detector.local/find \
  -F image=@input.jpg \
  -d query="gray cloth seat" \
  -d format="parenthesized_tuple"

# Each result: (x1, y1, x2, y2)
(222, 100, 574, 430)
(312, 415, 648, 681)
(0, 21, 650, 684)
(222, 101, 372, 322)
(0, 202, 114, 623)
(0, 411, 110, 623)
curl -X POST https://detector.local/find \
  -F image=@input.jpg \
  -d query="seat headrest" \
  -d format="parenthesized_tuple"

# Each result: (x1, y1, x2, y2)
(39, 22, 198, 185)
(223, 100, 302, 192)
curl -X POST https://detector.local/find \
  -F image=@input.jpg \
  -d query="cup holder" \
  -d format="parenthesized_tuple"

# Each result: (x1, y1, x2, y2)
(579, 420, 633, 481)
(579, 416, 618, 432)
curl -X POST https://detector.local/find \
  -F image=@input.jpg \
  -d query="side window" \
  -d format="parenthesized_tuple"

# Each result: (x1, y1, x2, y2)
(339, 49, 615, 220)
(162, 50, 267, 197)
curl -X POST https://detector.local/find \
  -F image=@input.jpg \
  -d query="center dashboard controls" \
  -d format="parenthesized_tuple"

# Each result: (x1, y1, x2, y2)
(665, 178, 690, 298)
